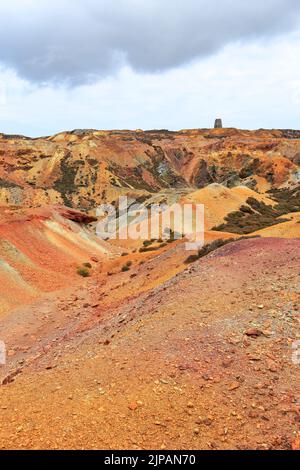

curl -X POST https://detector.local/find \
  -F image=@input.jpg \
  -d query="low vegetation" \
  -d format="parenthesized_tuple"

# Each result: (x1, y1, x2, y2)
(83, 262, 92, 269)
(213, 197, 290, 234)
(139, 229, 180, 252)
(77, 266, 91, 277)
(0, 178, 21, 189)
(77, 261, 93, 277)
(268, 187, 300, 214)
(184, 236, 260, 264)
(121, 260, 132, 272)
(185, 238, 235, 264)
(139, 245, 159, 253)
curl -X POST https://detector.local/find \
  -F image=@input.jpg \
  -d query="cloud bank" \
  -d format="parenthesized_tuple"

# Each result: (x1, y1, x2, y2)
(1, 0, 300, 84)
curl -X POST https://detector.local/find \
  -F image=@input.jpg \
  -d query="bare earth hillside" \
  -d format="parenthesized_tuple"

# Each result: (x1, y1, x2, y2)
(0, 127, 299, 450)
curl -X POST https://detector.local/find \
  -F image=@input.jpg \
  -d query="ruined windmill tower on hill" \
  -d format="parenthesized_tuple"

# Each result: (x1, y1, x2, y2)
(214, 118, 223, 129)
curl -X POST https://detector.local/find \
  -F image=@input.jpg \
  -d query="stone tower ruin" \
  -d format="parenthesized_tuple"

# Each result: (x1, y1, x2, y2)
(214, 118, 223, 129)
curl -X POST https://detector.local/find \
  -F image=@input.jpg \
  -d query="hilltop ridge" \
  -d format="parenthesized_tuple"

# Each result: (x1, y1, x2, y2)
(1, 127, 299, 212)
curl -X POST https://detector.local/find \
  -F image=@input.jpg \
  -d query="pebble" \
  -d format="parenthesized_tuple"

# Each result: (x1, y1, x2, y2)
(245, 328, 264, 337)
(228, 381, 240, 391)
(128, 402, 138, 411)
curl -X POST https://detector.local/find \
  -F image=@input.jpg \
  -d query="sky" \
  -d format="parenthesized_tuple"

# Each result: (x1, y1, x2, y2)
(1, 0, 300, 136)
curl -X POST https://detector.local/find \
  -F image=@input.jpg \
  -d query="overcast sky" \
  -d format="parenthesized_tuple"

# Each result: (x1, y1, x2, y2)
(1, 0, 300, 136)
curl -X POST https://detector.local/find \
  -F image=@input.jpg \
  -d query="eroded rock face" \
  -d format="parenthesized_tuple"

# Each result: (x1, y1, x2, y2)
(0, 128, 299, 211)
(56, 207, 97, 224)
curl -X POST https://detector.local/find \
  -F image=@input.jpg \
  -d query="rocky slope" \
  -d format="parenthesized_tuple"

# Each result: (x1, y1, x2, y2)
(0, 237, 299, 450)
(0, 127, 299, 450)
(1, 128, 299, 212)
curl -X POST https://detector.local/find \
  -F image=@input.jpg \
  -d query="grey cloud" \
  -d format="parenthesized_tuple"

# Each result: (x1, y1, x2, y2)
(1, 0, 300, 85)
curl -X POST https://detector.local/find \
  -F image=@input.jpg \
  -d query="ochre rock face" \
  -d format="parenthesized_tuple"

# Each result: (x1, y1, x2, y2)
(0, 128, 299, 211)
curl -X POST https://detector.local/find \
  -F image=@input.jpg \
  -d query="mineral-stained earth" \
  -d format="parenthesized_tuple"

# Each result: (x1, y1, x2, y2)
(0, 127, 299, 450)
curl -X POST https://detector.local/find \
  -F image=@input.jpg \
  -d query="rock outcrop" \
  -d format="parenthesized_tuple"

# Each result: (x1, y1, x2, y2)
(0, 128, 299, 213)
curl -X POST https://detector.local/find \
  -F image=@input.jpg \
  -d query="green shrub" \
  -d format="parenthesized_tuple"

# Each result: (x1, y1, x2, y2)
(77, 267, 91, 277)
(213, 197, 289, 235)
(184, 254, 201, 264)
(240, 205, 254, 214)
(83, 262, 92, 269)
(121, 264, 130, 272)
(139, 246, 159, 253)
(268, 187, 300, 214)
(163, 228, 181, 242)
